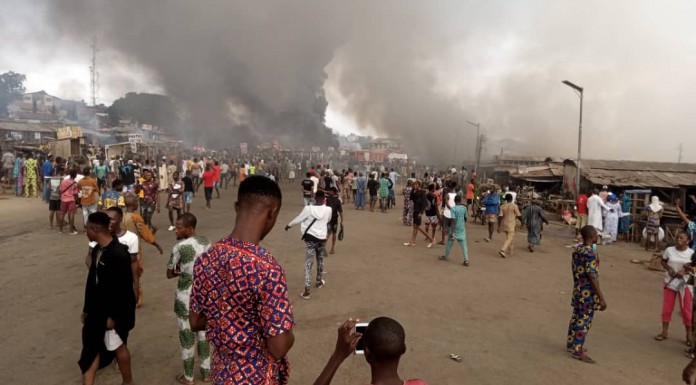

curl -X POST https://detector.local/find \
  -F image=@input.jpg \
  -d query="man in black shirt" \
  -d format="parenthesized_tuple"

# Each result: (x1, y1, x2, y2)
(326, 187, 344, 254)
(182, 170, 195, 213)
(120, 160, 136, 192)
(367, 175, 379, 212)
(404, 180, 435, 248)
(79, 212, 136, 385)
(424, 184, 440, 241)
(301, 172, 315, 206)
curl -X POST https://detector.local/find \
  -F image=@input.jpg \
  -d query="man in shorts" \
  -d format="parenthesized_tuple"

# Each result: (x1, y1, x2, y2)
(424, 184, 440, 241)
(367, 175, 379, 212)
(182, 169, 194, 213)
(575, 191, 589, 236)
(326, 187, 343, 255)
(482, 187, 501, 242)
(403, 180, 434, 248)
(59, 168, 79, 235)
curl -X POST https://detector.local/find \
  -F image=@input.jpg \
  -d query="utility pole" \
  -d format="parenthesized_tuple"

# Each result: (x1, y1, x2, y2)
(678, 143, 683, 163)
(466, 121, 481, 176)
(90, 36, 99, 107)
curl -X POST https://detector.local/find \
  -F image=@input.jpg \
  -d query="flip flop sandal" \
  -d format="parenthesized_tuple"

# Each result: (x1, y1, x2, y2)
(403, 243, 416, 247)
(176, 374, 195, 385)
(449, 353, 462, 362)
(654, 334, 668, 341)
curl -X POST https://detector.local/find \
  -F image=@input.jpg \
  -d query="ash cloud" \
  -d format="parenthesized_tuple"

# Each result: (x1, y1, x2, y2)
(7, 1, 696, 162)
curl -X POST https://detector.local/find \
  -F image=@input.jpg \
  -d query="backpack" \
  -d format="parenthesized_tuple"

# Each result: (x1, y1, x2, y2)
(424, 192, 434, 213)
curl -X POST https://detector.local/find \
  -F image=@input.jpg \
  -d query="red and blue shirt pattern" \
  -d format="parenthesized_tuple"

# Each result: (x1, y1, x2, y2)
(191, 237, 294, 385)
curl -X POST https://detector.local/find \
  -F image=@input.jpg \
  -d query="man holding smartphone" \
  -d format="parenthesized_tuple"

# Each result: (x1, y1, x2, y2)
(312, 317, 428, 385)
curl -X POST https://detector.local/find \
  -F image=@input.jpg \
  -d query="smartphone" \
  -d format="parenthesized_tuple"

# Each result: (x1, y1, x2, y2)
(355, 322, 368, 355)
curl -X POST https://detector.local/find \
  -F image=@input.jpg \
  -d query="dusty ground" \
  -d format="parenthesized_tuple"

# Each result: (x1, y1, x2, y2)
(0, 184, 692, 385)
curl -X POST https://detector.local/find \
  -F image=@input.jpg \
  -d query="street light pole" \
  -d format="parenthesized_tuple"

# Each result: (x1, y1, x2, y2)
(466, 120, 481, 176)
(562, 80, 583, 198)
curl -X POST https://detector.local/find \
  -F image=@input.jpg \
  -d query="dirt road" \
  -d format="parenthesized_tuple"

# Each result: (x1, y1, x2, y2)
(0, 185, 690, 385)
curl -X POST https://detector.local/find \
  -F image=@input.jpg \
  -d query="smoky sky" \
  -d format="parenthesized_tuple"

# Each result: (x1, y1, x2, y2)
(2, 1, 696, 163)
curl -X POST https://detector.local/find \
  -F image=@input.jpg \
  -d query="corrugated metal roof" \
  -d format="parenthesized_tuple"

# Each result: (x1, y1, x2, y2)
(582, 168, 696, 188)
(567, 159, 696, 173)
(0, 121, 58, 133)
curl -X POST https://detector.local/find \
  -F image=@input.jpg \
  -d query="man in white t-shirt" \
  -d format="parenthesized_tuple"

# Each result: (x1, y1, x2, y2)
(310, 172, 320, 194)
(86, 206, 140, 302)
(439, 180, 458, 244)
(285, 190, 332, 300)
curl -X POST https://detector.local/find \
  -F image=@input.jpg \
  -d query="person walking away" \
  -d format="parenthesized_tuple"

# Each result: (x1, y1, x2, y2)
(182, 170, 194, 213)
(120, 161, 136, 192)
(121, 194, 164, 308)
(166, 213, 212, 384)
(286, 190, 332, 300)
(288, 165, 296, 184)
(482, 187, 501, 242)
(438, 181, 455, 245)
(367, 175, 379, 212)
(465, 179, 475, 211)
(48, 173, 61, 228)
(190, 176, 295, 384)
(404, 180, 435, 248)
(575, 191, 589, 237)
(42, 155, 54, 202)
(567, 225, 607, 363)
(167, 172, 184, 231)
(355, 173, 366, 210)
(389, 168, 400, 208)
(100, 179, 125, 210)
(424, 184, 440, 241)
(197, 164, 216, 209)
(301, 172, 315, 206)
(618, 192, 633, 241)
(123, 195, 164, 308)
(213, 160, 221, 199)
(378, 173, 390, 213)
(644, 196, 664, 252)
(522, 200, 549, 252)
(402, 180, 414, 226)
(59, 169, 80, 235)
(136, 170, 160, 231)
(312, 317, 428, 385)
(498, 193, 522, 258)
(439, 195, 469, 265)
(654, 232, 694, 347)
(23, 153, 39, 198)
(79, 212, 137, 385)
(13, 153, 24, 196)
(326, 187, 344, 255)
(78, 168, 100, 229)
(220, 160, 229, 190)
(603, 194, 622, 244)
(93, 159, 110, 194)
(2, 150, 14, 188)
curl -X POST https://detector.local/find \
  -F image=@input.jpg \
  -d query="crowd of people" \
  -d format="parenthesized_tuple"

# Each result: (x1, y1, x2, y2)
(9, 144, 696, 383)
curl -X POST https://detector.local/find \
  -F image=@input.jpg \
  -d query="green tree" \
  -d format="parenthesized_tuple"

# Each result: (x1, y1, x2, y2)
(0, 71, 26, 116)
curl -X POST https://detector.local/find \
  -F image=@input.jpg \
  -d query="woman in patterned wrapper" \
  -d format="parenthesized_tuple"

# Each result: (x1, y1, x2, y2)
(644, 196, 663, 252)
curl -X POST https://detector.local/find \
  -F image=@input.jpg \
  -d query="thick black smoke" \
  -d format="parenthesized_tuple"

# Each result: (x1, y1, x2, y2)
(6, 1, 696, 162)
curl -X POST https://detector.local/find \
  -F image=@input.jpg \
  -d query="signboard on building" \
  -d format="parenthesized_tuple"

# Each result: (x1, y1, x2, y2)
(57, 125, 83, 140)
(128, 133, 143, 144)
(240, 142, 248, 155)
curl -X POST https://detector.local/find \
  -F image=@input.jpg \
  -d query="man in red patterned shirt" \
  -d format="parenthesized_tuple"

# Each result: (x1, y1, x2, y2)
(190, 175, 295, 384)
